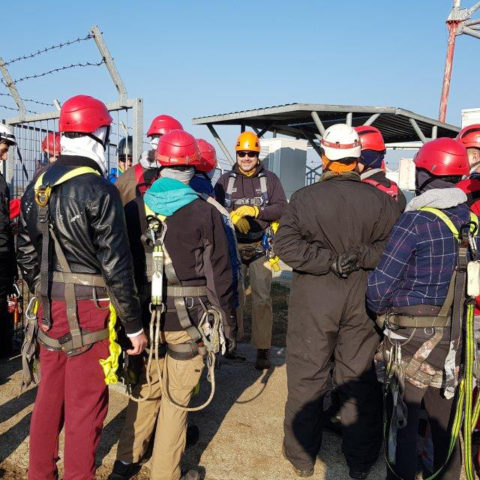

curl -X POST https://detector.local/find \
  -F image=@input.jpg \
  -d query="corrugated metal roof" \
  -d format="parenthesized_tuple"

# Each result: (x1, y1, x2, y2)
(192, 103, 460, 144)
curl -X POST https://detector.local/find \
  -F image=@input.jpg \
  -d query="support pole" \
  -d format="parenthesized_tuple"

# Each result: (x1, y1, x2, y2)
(90, 25, 128, 104)
(0, 57, 26, 120)
(311, 111, 325, 135)
(257, 123, 273, 138)
(431, 125, 438, 139)
(439, 21, 459, 122)
(346, 112, 353, 126)
(409, 118, 428, 143)
(364, 113, 380, 126)
(207, 124, 234, 166)
(301, 129, 322, 156)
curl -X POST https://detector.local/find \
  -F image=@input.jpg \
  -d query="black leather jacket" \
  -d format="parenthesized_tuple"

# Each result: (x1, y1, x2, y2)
(0, 170, 15, 277)
(16, 155, 142, 335)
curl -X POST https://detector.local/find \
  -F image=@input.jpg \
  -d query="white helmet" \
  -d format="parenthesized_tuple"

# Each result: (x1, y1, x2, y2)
(0, 124, 16, 146)
(320, 124, 361, 161)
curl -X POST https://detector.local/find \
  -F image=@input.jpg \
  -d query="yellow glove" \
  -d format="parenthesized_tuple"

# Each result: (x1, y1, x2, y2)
(235, 205, 259, 218)
(230, 210, 251, 234)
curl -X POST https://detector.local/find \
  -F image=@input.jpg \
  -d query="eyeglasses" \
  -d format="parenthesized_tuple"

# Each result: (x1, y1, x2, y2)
(237, 151, 258, 158)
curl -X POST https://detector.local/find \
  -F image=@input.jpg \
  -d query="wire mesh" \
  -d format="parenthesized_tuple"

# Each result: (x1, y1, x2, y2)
(7, 106, 139, 197)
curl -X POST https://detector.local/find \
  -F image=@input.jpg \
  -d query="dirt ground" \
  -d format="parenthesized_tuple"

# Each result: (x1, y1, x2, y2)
(0, 281, 469, 479)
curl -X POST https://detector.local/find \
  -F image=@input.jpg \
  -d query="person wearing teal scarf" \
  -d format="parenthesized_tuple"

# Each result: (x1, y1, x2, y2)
(144, 176, 198, 217)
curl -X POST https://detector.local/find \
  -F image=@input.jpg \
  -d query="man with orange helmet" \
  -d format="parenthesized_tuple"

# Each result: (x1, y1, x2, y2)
(110, 130, 236, 480)
(368, 138, 476, 480)
(275, 124, 399, 479)
(354, 125, 406, 212)
(16, 95, 147, 480)
(215, 131, 287, 370)
(115, 114, 183, 205)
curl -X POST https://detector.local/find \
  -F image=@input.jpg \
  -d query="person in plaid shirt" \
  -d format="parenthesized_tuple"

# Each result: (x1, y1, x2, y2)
(367, 138, 474, 480)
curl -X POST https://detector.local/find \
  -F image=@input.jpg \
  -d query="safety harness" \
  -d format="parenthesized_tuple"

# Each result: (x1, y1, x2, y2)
(224, 171, 269, 209)
(21, 165, 121, 390)
(363, 178, 400, 201)
(381, 207, 480, 480)
(127, 203, 225, 411)
(134, 163, 160, 197)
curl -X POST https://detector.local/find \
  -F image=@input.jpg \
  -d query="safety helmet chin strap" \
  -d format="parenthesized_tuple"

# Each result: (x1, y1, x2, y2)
(86, 126, 110, 150)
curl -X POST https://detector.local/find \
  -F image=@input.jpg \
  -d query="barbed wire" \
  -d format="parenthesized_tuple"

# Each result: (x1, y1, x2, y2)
(0, 104, 38, 114)
(3, 34, 93, 66)
(3, 60, 105, 85)
(0, 92, 51, 107)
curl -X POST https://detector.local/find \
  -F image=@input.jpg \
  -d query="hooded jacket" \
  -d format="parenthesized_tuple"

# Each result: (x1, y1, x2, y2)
(16, 155, 143, 335)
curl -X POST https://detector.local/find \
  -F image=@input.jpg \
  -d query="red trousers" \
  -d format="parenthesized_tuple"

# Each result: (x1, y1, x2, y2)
(28, 299, 110, 480)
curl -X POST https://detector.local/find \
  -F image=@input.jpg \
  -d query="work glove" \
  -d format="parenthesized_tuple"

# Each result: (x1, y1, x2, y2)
(331, 251, 361, 278)
(235, 205, 259, 218)
(230, 211, 251, 234)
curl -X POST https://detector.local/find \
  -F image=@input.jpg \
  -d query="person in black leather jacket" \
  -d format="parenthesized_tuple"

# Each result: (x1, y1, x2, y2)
(16, 95, 146, 480)
(0, 124, 17, 358)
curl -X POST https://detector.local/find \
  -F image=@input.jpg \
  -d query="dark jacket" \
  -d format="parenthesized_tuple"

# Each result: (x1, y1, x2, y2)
(125, 195, 236, 336)
(16, 155, 142, 335)
(116, 164, 160, 206)
(0, 171, 15, 276)
(215, 163, 287, 243)
(274, 173, 401, 275)
(361, 169, 407, 213)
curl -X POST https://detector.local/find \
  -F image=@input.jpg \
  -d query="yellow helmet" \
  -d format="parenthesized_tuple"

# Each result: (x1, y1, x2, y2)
(235, 131, 260, 152)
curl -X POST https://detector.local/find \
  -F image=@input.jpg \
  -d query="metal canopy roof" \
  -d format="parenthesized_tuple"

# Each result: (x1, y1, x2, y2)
(193, 103, 460, 164)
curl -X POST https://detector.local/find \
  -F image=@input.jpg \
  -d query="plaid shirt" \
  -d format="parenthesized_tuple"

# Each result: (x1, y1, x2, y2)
(367, 203, 474, 314)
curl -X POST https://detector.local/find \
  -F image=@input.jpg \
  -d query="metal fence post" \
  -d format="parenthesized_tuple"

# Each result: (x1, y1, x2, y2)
(132, 98, 144, 164)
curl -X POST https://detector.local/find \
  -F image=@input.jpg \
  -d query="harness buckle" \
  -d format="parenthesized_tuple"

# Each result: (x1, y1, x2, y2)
(35, 186, 51, 208)
(149, 302, 165, 314)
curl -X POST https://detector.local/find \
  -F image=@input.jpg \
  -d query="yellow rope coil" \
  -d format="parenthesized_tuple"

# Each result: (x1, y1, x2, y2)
(99, 304, 122, 385)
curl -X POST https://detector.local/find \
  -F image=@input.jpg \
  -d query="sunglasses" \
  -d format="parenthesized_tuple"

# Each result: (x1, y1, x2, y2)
(237, 151, 258, 158)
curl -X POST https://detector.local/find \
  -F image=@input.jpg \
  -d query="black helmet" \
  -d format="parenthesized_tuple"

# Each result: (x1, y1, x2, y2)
(117, 136, 133, 158)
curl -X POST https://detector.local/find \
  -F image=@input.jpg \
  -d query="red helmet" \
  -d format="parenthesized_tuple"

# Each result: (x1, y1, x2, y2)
(156, 130, 200, 167)
(196, 139, 217, 172)
(354, 126, 386, 152)
(456, 124, 480, 149)
(59, 95, 112, 133)
(414, 138, 469, 177)
(147, 115, 183, 137)
(42, 132, 61, 156)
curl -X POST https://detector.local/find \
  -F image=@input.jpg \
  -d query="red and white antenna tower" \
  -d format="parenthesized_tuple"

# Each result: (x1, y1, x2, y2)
(439, 0, 480, 122)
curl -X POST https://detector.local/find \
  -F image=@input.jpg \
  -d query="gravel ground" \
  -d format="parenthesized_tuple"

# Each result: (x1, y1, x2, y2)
(0, 344, 388, 480)
(0, 282, 472, 479)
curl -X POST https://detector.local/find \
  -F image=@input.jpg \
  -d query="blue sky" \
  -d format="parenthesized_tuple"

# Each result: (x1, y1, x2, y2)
(2, 0, 480, 166)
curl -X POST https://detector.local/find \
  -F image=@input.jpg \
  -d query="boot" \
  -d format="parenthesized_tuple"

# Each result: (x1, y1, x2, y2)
(282, 444, 314, 477)
(108, 460, 140, 480)
(255, 348, 271, 370)
(181, 469, 199, 480)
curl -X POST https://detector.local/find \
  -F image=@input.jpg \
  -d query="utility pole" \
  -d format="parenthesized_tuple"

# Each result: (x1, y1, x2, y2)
(439, 1, 480, 122)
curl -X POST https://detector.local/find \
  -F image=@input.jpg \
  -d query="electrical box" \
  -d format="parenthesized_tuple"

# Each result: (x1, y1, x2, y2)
(260, 138, 308, 200)
(462, 108, 480, 127)
(398, 157, 416, 192)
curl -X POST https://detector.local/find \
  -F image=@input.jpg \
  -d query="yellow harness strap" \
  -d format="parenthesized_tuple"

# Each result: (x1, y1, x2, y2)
(420, 207, 478, 238)
(35, 166, 120, 385)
